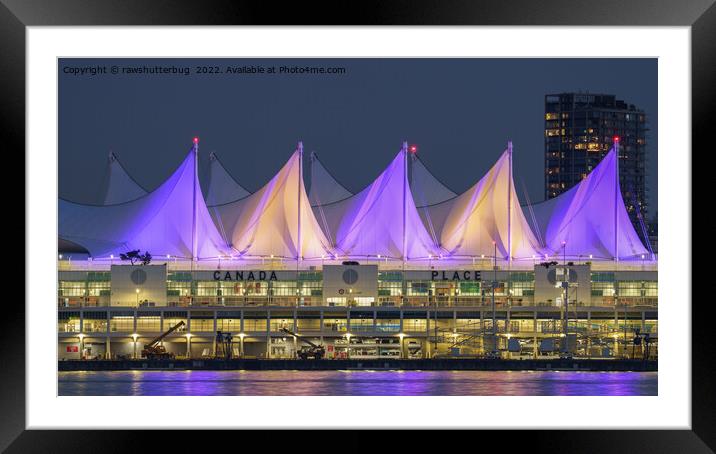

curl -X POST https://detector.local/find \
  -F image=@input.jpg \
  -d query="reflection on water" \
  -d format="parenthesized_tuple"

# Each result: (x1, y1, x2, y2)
(58, 370, 657, 396)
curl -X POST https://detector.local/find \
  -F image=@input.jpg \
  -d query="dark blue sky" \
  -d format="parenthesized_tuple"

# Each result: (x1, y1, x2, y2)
(59, 58, 657, 210)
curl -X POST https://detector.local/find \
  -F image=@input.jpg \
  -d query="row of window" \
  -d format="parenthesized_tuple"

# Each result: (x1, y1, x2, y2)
(60, 316, 657, 335)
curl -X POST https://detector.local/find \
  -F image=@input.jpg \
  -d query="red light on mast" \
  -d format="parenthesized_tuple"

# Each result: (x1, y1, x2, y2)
(193, 136, 200, 144)
(409, 145, 417, 153)
(612, 135, 620, 143)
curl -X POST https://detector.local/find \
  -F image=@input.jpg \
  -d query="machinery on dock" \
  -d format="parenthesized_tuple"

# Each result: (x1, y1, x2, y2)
(215, 331, 234, 360)
(141, 321, 185, 360)
(280, 328, 325, 360)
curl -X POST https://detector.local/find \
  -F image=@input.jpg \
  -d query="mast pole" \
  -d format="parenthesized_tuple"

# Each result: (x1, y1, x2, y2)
(402, 141, 408, 265)
(298, 141, 303, 264)
(507, 141, 513, 266)
(614, 139, 620, 262)
(192, 137, 199, 263)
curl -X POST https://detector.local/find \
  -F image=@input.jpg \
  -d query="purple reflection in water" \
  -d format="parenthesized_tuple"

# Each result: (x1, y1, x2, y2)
(58, 370, 657, 396)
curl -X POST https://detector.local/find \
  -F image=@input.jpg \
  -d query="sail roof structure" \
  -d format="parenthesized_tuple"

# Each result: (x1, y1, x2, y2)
(318, 144, 440, 260)
(423, 144, 543, 260)
(529, 146, 648, 260)
(409, 153, 457, 208)
(59, 143, 230, 259)
(205, 152, 251, 206)
(308, 152, 353, 207)
(210, 144, 334, 259)
(101, 152, 147, 205)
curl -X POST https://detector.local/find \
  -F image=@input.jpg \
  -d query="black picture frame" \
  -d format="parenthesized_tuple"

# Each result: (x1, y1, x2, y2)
(4, 0, 711, 449)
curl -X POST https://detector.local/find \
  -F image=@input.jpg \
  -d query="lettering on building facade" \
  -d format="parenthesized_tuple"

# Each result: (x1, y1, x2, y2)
(431, 271, 482, 281)
(213, 271, 279, 281)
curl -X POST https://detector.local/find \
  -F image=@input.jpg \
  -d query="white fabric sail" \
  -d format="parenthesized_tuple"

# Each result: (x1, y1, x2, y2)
(211, 145, 334, 259)
(319, 145, 440, 259)
(308, 152, 353, 207)
(425, 145, 543, 260)
(59, 144, 230, 259)
(101, 152, 147, 205)
(529, 147, 649, 260)
(205, 152, 251, 206)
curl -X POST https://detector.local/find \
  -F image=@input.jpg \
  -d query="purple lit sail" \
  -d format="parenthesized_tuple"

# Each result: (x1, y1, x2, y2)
(59, 145, 231, 259)
(529, 148, 649, 260)
(318, 146, 440, 259)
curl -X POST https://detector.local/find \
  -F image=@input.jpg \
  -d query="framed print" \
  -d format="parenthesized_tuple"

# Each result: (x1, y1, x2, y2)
(4, 0, 712, 450)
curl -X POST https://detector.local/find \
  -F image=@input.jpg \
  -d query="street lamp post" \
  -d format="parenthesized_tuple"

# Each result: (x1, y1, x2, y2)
(561, 241, 569, 357)
(491, 241, 497, 357)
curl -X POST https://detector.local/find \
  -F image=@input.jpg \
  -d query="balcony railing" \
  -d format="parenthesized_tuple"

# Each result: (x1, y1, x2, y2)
(58, 295, 657, 309)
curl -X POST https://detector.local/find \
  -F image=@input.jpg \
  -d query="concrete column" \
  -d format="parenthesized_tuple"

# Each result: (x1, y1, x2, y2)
(533, 312, 538, 359)
(587, 311, 592, 357)
(106, 311, 111, 359)
(266, 311, 271, 359)
(506, 306, 511, 337)
(424, 310, 430, 358)
(212, 312, 218, 356)
(239, 335, 244, 357)
(186, 336, 191, 358)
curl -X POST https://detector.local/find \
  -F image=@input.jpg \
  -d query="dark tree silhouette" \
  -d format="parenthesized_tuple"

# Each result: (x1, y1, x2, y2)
(119, 250, 152, 265)
(139, 251, 152, 265)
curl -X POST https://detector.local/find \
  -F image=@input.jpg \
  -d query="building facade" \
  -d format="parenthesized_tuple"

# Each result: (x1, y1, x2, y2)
(58, 261, 658, 361)
(544, 93, 650, 244)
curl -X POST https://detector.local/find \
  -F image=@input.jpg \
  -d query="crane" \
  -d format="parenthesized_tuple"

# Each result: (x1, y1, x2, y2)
(215, 331, 234, 360)
(141, 321, 185, 360)
(279, 328, 325, 359)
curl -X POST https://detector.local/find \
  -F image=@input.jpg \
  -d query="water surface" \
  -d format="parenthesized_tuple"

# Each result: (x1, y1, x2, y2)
(58, 370, 657, 396)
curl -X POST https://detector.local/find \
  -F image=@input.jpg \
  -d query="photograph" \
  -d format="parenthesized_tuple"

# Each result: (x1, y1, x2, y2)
(56, 57, 658, 397)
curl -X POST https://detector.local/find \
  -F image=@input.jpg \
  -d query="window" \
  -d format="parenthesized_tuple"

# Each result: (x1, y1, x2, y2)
(592, 282, 615, 297)
(243, 318, 267, 332)
(58, 312, 80, 333)
(59, 281, 85, 297)
(324, 318, 347, 332)
(376, 319, 400, 332)
(403, 319, 426, 332)
(350, 318, 374, 332)
(216, 318, 241, 332)
(136, 316, 161, 332)
(191, 318, 214, 332)
(270, 318, 293, 332)
(618, 282, 641, 297)
(82, 313, 108, 333)
(87, 282, 110, 297)
(110, 316, 134, 332)
(296, 318, 321, 331)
